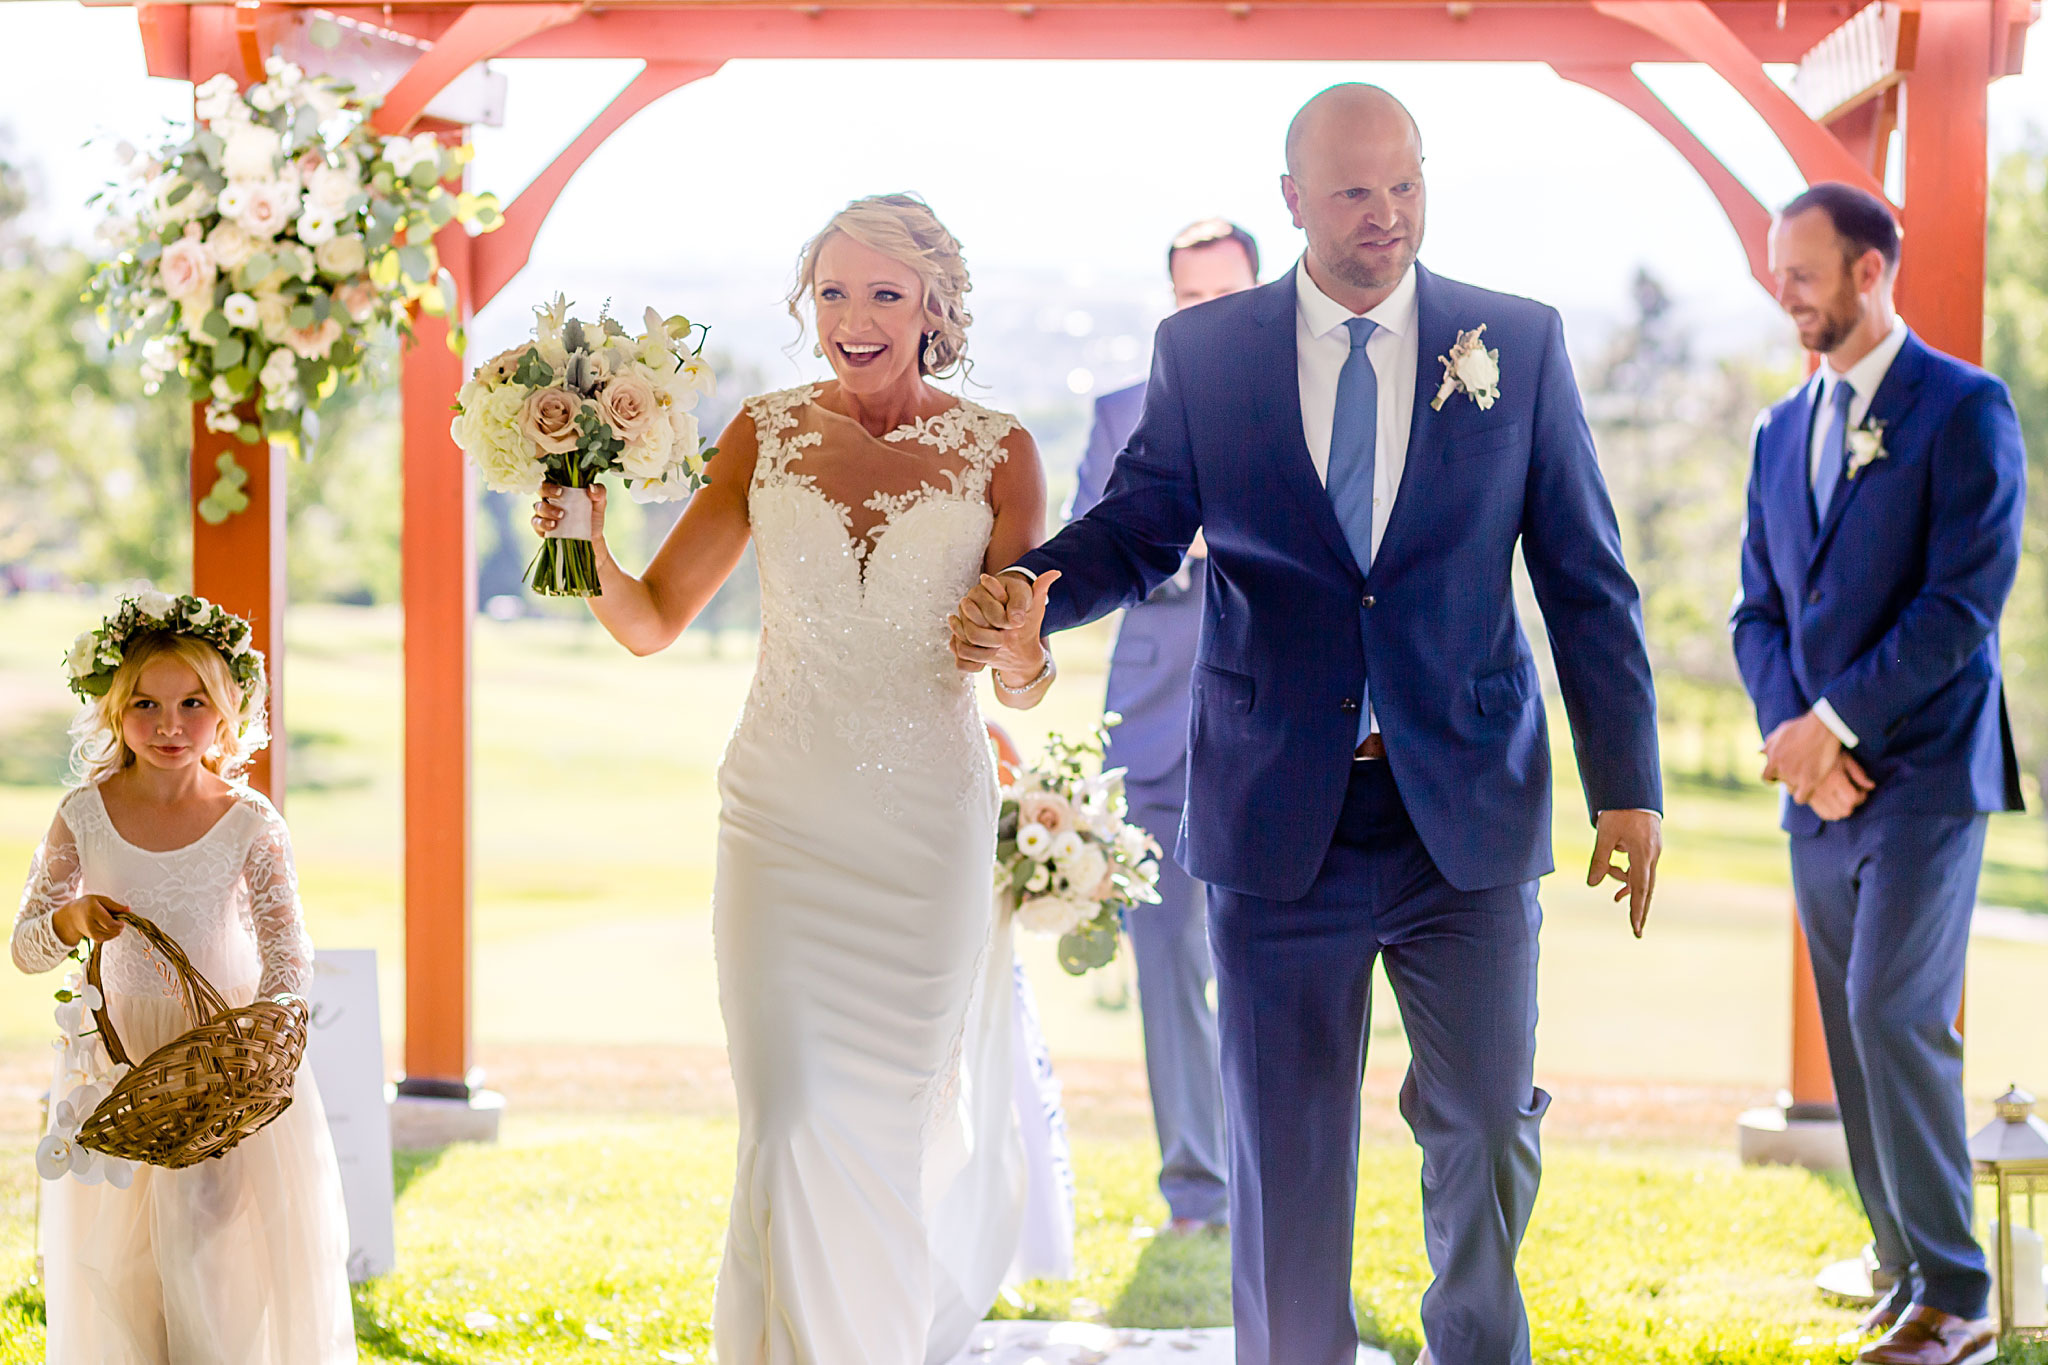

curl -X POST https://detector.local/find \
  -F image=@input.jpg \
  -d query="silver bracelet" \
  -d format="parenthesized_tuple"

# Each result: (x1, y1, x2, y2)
(995, 654, 1055, 696)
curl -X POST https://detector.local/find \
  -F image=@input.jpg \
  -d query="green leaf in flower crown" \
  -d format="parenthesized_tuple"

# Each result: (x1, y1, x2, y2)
(1056, 915, 1121, 976)
(213, 335, 245, 370)
(288, 303, 316, 331)
(397, 244, 431, 285)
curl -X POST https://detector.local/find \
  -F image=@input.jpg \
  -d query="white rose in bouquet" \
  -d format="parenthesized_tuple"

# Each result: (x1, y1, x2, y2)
(255, 292, 292, 342)
(305, 164, 359, 213)
(1018, 894, 1093, 937)
(205, 220, 258, 271)
(194, 73, 239, 122)
(222, 292, 260, 329)
(619, 435, 667, 481)
(222, 123, 282, 181)
(294, 206, 339, 247)
(1057, 842, 1111, 901)
(155, 235, 216, 308)
(314, 233, 366, 278)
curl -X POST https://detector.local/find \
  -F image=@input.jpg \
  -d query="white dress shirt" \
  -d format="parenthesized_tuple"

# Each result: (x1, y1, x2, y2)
(1294, 256, 1419, 565)
(1294, 256, 1419, 736)
(1806, 318, 1909, 751)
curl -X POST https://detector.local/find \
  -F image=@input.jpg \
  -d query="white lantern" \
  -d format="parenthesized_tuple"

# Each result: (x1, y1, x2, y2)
(1970, 1085, 2048, 1340)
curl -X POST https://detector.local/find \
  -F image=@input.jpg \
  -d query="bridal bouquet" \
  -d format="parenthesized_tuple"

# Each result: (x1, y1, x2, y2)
(87, 57, 502, 518)
(996, 721, 1163, 975)
(451, 295, 716, 596)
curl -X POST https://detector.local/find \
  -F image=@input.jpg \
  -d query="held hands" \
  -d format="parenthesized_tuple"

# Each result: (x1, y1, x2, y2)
(533, 483, 608, 543)
(52, 895, 126, 948)
(1761, 711, 1873, 819)
(948, 570, 1061, 685)
(1589, 810, 1662, 938)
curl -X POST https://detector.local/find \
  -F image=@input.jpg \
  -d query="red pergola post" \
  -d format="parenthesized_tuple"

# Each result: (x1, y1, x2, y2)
(398, 159, 480, 1098)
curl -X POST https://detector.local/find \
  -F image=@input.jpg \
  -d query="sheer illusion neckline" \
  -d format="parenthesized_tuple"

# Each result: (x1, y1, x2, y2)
(809, 397, 966, 449)
(89, 783, 245, 856)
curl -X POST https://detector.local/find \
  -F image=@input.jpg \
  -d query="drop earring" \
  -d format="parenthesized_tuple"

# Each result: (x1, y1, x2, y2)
(921, 332, 942, 371)
(813, 342, 825, 358)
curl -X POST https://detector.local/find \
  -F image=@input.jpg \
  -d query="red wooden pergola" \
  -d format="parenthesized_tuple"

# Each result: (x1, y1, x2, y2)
(116, 0, 2034, 1114)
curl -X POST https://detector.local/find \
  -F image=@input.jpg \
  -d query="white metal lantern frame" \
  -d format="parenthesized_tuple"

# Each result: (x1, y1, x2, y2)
(1970, 1085, 2048, 1342)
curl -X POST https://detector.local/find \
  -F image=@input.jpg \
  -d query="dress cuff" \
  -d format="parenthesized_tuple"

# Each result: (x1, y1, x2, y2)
(1812, 699, 1860, 750)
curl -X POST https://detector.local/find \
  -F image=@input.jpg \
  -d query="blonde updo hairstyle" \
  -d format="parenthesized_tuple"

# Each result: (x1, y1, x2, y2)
(787, 193, 974, 380)
(70, 633, 270, 786)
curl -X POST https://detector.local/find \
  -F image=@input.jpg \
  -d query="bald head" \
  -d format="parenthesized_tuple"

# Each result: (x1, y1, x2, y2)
(1284, 83, 1422, 179)
(1280, 83, 1427, 308)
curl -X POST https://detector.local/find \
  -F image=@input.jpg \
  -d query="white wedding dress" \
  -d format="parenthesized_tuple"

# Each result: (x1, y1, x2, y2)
(12, 784, 356, 1364)
(713, 386, 1030, 1364)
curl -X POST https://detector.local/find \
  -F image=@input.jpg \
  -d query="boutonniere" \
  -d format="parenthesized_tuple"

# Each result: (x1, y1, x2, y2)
(1431, 324, 1500, 412)
(1845, 419, 1888, 480)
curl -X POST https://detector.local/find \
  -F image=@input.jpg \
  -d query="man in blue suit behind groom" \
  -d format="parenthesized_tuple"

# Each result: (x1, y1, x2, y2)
(1070, 217, 1263, 1236)
(1734, 183, 2024, 1365)
(951, 85, 1663, 1365)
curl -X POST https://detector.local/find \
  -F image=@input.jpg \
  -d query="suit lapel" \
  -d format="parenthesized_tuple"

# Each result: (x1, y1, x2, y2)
(1783, 377, 1819, 568)
(1810, 332, 1929, 568)
(1367, 263, 1453, 581)
(1248, 274, 1361, 580)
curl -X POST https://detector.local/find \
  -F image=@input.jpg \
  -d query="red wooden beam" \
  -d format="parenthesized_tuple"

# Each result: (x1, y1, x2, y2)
(493, 4, 1836, 62)
(370, 1, 584, 136)
(1896, 0, 1992, 364)
(1554, 62, 1774, 294)
(471, 60, 723, 310)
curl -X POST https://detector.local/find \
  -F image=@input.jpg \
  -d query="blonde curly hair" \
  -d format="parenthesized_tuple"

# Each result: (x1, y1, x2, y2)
(70, 633, 269, 786)
(787, 193, 973, 380)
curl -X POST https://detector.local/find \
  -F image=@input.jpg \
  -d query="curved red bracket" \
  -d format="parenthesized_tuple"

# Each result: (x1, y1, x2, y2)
(1554, 62, 1775, 296)
(370, 2, 585, 137)
(471, 60, 724, 311)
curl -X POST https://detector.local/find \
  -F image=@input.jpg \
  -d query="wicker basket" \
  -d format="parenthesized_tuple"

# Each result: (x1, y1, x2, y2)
(74, 912, 309, 1170)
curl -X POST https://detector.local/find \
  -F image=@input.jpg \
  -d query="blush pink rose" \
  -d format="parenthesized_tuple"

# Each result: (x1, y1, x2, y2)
(519, 387, 585, 456)
(283, 316, 342, 361)
(235, 181, 299, 239)
(1020, 791, 1074, 836)
(336, 277, 378, 324)
(156, 236, 216, 306)
(597, 372, 660, 444)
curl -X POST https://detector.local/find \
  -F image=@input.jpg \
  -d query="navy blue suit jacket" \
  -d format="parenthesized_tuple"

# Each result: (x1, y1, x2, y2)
(1019, 264, 1662, 900)
(1073, 381, 1206, 799)
(1731, 331, 2026, 837)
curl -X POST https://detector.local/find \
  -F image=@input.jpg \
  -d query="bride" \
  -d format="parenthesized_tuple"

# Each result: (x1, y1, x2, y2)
(533, 193, 1059, 1363)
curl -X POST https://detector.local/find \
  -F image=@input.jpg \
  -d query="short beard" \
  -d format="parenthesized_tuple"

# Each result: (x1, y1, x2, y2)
(1316, 230, 1420, 294)
(1807, 278, 1862, 354)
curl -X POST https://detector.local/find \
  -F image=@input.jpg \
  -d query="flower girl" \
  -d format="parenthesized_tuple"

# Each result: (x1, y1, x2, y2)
(12, 592, 355, 1363)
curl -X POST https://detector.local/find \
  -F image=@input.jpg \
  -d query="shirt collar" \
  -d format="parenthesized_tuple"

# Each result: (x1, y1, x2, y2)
(1822, 318, 1910, 403)
(1295, 255, 1419, 342)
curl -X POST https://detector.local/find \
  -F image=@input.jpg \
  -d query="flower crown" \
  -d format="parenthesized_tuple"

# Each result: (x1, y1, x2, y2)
(65, 592, 265, 724)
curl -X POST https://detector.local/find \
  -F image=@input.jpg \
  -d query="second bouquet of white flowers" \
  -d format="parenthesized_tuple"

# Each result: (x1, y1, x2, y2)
(996, 720, 1163, 975)
(451, 294, 717, 596)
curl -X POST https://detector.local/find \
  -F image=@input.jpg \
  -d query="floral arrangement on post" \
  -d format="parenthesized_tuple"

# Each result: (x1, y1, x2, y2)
(87, 57, 504, 522)
(450, 295, 717, 597)
(995, 719, 1163, 975)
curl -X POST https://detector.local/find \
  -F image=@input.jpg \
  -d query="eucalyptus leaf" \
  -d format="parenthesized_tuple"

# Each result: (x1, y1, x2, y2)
(1056, 917, 1121, 976)
(213, 336, 245, 369)
(408, 161, 440, 193)
(289, 303, 316, 330)
(397, 245, 430, 284)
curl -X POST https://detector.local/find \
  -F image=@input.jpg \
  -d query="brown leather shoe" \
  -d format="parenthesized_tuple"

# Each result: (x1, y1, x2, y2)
(1855, 1304, 1998, 1365)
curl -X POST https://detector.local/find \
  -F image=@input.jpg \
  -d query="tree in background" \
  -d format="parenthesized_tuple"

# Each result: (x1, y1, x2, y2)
(1984, 138, 2048, 818)
(1586, 266, 1800, 786)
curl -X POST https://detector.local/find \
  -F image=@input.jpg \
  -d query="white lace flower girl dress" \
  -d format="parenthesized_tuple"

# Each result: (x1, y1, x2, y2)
(13, 783, 356, 1364)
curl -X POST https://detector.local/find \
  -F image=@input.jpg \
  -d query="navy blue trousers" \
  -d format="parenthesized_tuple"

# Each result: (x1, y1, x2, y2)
(1210, 760, 1546, 1365)
(1790, 810, 1991, 1321)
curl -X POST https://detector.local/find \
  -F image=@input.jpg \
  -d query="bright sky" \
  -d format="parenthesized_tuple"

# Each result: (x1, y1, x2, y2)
(2, 2, 2044, 395)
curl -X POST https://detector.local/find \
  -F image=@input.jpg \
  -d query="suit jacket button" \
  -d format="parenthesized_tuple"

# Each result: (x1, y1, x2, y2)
(1339, 697, 1359, 713)
(1361, 594, 1376, 609)
(1807, 589, 1822, 604)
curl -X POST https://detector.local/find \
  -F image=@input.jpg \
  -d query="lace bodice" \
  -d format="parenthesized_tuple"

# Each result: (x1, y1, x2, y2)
(13, 784, 313, 999)
(736, 385, 1016, 808)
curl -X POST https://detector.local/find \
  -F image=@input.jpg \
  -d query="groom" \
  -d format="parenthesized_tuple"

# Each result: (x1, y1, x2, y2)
(951, 84, 1662, 1365)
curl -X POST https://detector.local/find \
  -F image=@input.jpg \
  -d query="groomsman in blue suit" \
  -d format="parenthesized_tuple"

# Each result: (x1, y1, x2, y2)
(1733, 182, 2023, 1365)
(1071, 217, 1262, 1235)
(952, 85, 1663, 1365)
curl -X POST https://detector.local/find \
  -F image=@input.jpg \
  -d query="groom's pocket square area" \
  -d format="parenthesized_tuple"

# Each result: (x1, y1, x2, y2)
(1193, 662, 1255, 715)
(1441, 421, 1526, 462)
(1472, 662, 1537, 716)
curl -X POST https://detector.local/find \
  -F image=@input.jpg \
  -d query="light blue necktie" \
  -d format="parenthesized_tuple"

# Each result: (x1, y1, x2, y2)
(1325, 315, 1379, 743)
(1812, 378, 1855, 523)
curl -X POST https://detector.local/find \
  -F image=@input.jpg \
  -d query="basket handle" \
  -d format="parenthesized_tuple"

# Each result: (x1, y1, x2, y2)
(84, 911, 230, 1070)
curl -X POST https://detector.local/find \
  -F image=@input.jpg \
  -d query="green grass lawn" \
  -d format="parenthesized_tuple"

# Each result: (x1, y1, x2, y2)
(0, 1117, 2038, 1364)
